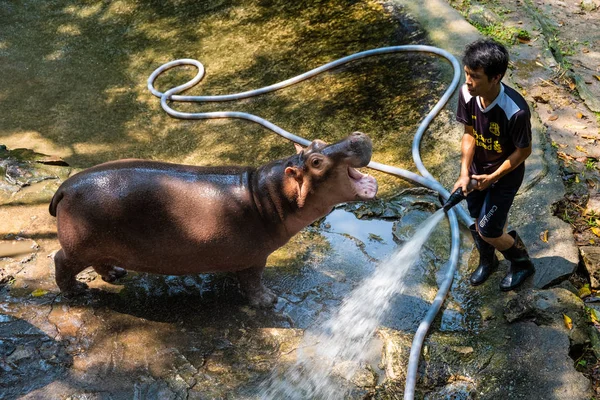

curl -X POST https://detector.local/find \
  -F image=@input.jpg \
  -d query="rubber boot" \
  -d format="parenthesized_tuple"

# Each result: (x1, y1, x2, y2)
(469, 224, 499, 286)
(499, 231, 535, 291)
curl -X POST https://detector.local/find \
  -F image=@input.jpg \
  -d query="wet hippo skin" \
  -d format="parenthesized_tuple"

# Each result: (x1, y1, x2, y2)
(49, 132, 378, 307)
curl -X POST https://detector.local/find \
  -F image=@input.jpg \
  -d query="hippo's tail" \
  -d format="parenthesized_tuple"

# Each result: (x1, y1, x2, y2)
(49, 187, 64, 217)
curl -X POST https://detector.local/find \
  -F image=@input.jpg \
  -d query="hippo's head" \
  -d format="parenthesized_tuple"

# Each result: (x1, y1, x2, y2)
(283, 132, 378, 209)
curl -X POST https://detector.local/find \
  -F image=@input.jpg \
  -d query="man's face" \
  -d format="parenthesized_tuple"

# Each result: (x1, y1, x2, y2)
(464, 66, 500, 98)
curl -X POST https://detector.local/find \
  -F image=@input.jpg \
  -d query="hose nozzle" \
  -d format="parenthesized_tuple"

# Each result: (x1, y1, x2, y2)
(442, 179, 477, 213)
(443, 188, 466, 213)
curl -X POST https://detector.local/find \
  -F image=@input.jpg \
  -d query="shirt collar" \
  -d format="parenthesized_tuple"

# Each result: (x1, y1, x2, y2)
(477, 83, 504, 113)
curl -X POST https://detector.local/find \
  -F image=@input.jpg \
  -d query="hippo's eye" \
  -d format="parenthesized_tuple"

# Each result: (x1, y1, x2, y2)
(311, 158, 322, 168)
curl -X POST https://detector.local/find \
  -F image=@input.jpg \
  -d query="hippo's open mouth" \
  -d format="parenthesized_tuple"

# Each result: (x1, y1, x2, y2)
(348, 167, 378, 200)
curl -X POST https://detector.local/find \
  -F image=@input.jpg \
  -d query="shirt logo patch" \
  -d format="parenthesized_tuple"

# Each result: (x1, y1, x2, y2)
(493, 140, 502, 153)
(489, 122, 500, 136)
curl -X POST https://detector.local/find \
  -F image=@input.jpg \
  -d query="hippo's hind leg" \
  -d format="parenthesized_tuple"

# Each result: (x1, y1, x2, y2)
(53, 249, 89, 296)
(236, 266, 277, 308)
(93, 265, 127, 283)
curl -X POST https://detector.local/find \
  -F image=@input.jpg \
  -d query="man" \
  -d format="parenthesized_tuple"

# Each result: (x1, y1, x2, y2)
(452, 38, 535, 291)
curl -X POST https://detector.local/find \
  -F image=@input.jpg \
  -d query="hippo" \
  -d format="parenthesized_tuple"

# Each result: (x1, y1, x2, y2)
(49, 132, 378, 307)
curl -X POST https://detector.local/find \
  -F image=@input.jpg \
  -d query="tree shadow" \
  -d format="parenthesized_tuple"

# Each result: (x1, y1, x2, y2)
(0, 0, 453, 198)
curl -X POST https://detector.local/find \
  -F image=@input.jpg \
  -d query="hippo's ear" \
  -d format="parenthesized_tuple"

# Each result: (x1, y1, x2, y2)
(285, 166, 308, 208)
(294, 143, 304, 154)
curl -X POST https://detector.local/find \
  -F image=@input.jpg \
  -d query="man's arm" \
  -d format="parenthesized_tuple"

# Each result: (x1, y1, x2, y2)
(452, 125, 476, 193)
(471, 144, 532, 190)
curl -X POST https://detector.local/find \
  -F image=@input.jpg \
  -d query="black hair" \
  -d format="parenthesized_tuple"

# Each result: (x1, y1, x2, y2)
(462, 39, 509, 81)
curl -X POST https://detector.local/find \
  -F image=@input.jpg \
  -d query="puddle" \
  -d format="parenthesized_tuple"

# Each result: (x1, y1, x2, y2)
(321, 208, 397, 260)
(0, 239, 38, 258)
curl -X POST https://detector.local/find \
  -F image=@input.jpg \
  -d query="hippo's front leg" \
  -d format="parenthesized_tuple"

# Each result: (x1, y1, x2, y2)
(236, 266, 277, 308)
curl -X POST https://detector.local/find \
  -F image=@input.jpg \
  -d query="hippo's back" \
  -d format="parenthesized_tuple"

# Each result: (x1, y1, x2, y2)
(51, 159, 248, 213)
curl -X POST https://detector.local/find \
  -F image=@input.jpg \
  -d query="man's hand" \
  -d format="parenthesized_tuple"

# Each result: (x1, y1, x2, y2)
(469, 146, 531, 190)
(452, 175, 473, 194)
(471, 174, 494, 191)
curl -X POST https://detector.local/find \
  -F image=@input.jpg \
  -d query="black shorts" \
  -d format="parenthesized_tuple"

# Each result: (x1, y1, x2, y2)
(466, 167, 524, 238)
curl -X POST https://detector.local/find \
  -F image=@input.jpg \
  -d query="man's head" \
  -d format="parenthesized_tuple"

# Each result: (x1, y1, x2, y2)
(462, 39, 509, 81)
(462, 39, 509, 100)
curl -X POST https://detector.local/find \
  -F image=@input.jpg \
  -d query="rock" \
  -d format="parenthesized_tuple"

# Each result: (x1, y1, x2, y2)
(581, 246, 600, 288)
(581, 0, 599, 12)
(0, 147, 68, 166)
(452, 346, 474, 355)
(7, 345, 36, 362)
(504, 288, 590, 350)
(0, 315, 72, 398)
(130, 379, 181, 400)
(574, 73, 600, 113)
(0, 146, 71, 205)
(467, 5, 500, 28)
(344, 187, 440, 220)
(504, 288, 583, 324)
(514, 217, 579, 289)
(588, 325, 600, 359)
(332, 360, 377, 387)
(494, 321, 592, 399)
(555, 279, 579, 295)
